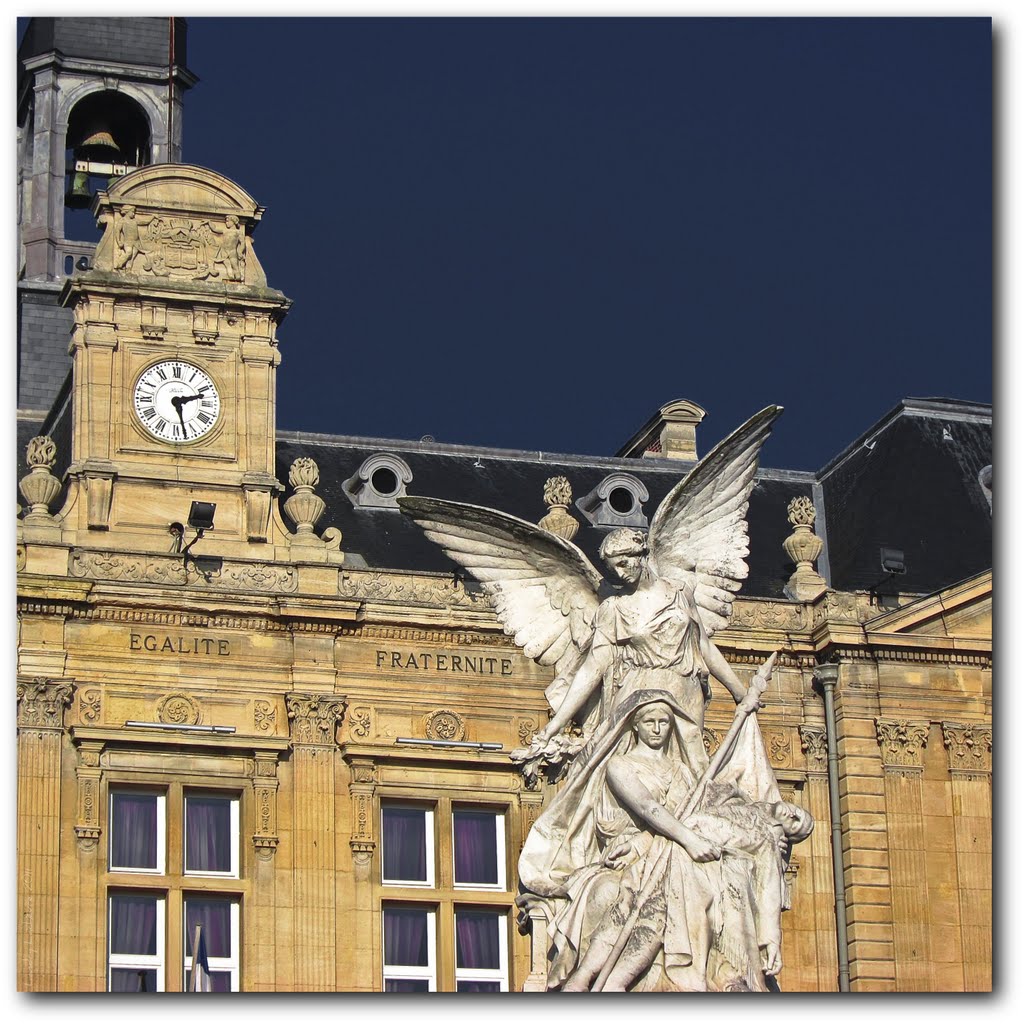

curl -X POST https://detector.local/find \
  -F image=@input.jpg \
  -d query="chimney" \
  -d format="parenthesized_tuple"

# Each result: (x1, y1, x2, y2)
(616, 399, 706, 461)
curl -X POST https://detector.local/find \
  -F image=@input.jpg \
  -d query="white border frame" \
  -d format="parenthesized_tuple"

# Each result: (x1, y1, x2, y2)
(107, 892, 166, 992)
(452, 808, 506, 891)
(108, 789, 166, 875)
(183, 791, 240, 878)
(453, 909, 509, 992)
(380, 803, 435, 888)
(382, 905, 437, 992)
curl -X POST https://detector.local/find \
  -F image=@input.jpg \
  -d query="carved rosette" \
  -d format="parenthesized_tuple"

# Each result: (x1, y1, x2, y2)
(348, 757, 378, 880)
(875, 718, 930, 773)
(941, 722, 992, 777)
(19, 436, 62, 520)
(283, 458, 328, 540)
(799, 725, 827, 773)
(538, 476, 579, 542)
(424, 709, 466, 741)
(157, 693, 202, 727)
(17, 678, 73, 732)
(287, 693, 347, 746)
(251, 752, 280, 859)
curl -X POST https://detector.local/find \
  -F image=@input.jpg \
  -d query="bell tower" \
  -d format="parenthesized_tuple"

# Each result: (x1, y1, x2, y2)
(17, 17, 196, 421)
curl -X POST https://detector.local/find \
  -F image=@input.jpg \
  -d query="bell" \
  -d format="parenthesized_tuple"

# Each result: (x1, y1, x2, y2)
(76, 125, 121, 161)
(65, 170, 93, 209)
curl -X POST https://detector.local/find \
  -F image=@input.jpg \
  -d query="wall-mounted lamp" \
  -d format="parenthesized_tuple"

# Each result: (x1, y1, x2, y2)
(170, 501, 222, 575)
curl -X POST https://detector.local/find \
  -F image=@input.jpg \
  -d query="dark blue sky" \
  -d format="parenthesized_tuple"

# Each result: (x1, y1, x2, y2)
(176, 17, 989, 470)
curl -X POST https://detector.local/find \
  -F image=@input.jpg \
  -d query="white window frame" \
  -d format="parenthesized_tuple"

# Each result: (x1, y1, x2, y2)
(382, 905, 437, 992)
(381, 803, 435, 888)
(452, 808, 506, 891)
(109, 789, 166, 875)
(182, 896, 240, 992)
(107, 892, 166, 992)
(183, 791, 240, 878)
(454, 909, 509, 992)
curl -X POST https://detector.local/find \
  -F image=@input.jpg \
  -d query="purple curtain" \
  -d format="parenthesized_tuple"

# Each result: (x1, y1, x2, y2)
(110, 893, 157, 955)
(110, 793, 158, 870)
(186, 969, 232, 992)
(384, 908, 429, 967)
(110, 968, 157, 992)
(453, 811, 498, 885)
(185, 898, 232, 959)
(455, 911, 499, 970)
(382, 808, 427, 882)
(456, 980, 501, 992)
(186, 796, 232, 873)
(385, 978, 430, 992)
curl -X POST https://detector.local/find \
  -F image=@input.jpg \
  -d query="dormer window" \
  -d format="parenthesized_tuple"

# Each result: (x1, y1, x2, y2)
(575, 473, 649, 528)
(344, 453, 413, 510)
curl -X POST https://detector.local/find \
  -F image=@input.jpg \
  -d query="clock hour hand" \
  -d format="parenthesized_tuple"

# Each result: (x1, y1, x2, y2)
(170, 395, 187, 430)
(177, 387, 208, 407)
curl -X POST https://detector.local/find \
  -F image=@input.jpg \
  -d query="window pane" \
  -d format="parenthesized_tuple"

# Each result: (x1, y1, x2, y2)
(382, 807, 427, 882)
(185, 795, 232, 873)
(457, 980, 501, 993)
(110, 894, 158, 956)
(110, 793, 158, 870)
(385, 978, 430, 992)
(186, 969, 233, 993)
(383, 908, 429, 967)
(453, 811, 498, 885)
(185, 898, 233, 960)
(110, 968, 158, 992)
(456, 911, 500, 970)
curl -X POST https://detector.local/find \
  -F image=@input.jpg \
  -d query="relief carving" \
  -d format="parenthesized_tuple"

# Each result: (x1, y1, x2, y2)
(702, 727, 721, 757)
(287, 693, 347, 745)
(798, 725, 827, 772)
(254, 700, 276, 732)
(941, 722, 992, 775)
(349, 707, 372, 738)
(347, 758, 377, 879)
(875, 718, 930, 771)
(16, 678, 73, 730)
(251, 752, 280, 859)
(340, 569, 487, 608)
(767, 730, 792, 768)
(424, 709, 466, 741)
(157, 693, 202, 727)
(79, 688, 101, 723)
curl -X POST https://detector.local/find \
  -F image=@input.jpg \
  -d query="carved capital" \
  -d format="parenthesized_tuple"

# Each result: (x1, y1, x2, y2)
(17, 678, 72, 731)
(286, 693, 347, 746)
(799, 725, 828, 773)
(941, 722, 992, 776)
(875, 718, 929, 771)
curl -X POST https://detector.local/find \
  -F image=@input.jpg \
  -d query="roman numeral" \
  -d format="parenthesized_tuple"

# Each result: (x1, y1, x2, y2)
(156, 368, 167, 381)
(155, 418, 167, 433)
(201, 400, 215, 410)
(137, 394, 153, 404)
(197, 411, 211, 424)
(143, 408, 156, 419)
(172, 423, 182, 439)
(172, 365, 182, 379)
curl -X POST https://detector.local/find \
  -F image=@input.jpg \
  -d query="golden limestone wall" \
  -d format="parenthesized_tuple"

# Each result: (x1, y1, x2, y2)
(15, 565, 991, 992)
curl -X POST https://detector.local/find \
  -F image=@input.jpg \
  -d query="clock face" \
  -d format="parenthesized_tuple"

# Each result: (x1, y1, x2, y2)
(133, 360, 221, 443)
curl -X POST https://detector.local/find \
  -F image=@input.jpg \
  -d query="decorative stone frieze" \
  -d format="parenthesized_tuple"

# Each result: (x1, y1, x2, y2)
(16, 678, 73, 732)
(286, 693, 347, 746)
(875, 718, 930, 773)
(782, 496, 827, 602)
(339, 569, 486, 608)
(730, 599, 805, 631)
(424, 708, 465, 741)
(799, 725, 827, 773)
(941, 722, 992, 777)
(538, 476, 579, 542)
(19, 436, 61, 521)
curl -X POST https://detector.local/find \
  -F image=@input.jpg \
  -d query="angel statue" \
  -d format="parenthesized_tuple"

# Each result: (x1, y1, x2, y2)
(399, 406, 811, 991)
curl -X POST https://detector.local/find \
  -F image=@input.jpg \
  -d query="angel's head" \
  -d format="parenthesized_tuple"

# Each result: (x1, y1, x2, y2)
(599, 529, 648, 585)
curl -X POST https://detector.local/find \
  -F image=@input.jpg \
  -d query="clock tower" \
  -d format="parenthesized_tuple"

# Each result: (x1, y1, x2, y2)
(56, 163, 294, 559)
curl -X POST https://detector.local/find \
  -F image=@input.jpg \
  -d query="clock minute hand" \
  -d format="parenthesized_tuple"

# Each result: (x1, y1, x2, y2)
(177, 388, 208, 407)
(170, 394, 187, 430)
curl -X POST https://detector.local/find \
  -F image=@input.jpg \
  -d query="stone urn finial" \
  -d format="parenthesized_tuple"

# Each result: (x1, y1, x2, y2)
(19, 436, 62, 521)
(782, 495, 826, 602)
(538, 475, 579, 542)
(283, 457, 328, 542)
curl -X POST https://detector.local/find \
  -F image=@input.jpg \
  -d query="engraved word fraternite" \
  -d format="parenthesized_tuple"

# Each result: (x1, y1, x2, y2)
(400, 407, 812, 991)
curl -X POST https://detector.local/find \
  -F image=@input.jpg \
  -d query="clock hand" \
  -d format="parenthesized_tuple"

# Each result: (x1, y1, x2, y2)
(171, 395, 187, 430)
(177, 387, 208, 407)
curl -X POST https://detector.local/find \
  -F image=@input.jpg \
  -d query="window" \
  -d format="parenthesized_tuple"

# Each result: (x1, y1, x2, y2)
(455, 910, 509, 992)
(343, 452, 413, 509)
(183, 896, 240, 992)
(382, 905, 437, 991)
(108, 892, 165, 992)
(379, 800, 510, 992)
(184, 792, 239, 876)
(110, 790, 166, 873)
(381, 804, 435, 887)
(105, 784, 242, 992)
(575, 472, 650, 528)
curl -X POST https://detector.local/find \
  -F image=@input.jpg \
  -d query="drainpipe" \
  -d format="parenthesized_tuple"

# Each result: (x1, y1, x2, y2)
(814, 661, 851, 991)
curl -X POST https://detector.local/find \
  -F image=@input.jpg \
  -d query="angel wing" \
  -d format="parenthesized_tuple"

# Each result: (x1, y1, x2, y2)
(648, 405, 783, 636)
(398, 496, 605, 712)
